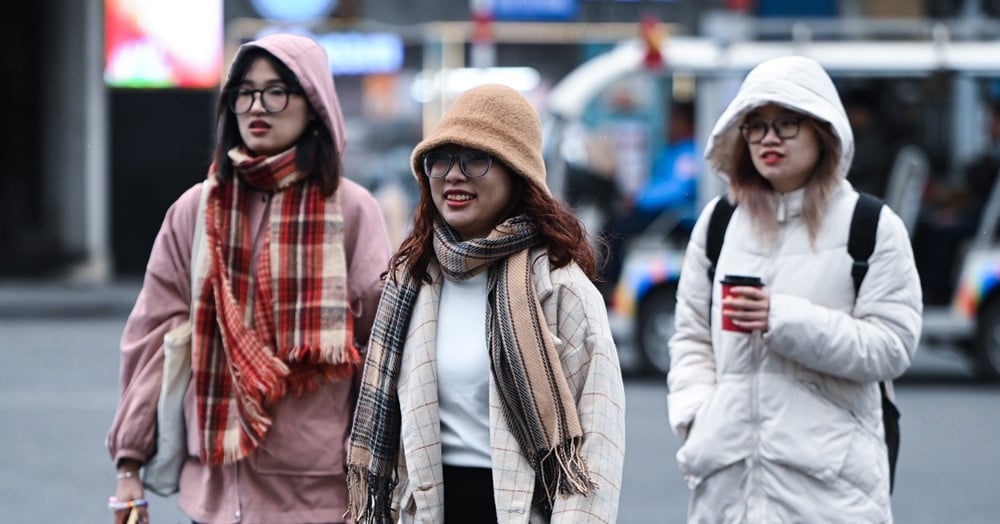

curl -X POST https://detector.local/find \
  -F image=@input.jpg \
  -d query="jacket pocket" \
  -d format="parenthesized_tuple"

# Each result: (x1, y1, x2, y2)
(249, 381, 352, 475)
(675, 379, 754, 488)
(839, 427, 885, 496)
(758, 377, 855, 483)
(396, 478, 416, 521)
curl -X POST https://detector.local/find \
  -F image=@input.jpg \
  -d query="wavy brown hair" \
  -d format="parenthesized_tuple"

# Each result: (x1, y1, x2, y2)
(212, 48, 341, 196)
(728, 115, 841, 247)
(389, 162, 597, 284)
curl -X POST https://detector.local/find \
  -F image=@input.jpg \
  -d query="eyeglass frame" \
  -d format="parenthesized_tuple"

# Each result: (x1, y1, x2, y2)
(739, 116, 804, 144)
(422, 149, 494, 179)
(227, 86, 301, 115)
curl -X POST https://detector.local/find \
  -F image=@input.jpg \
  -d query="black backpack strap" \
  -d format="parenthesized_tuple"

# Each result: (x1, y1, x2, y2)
(706, 197, 737, 283)
(848, 192, 883, 296)
(848, 192, 900, 495)
(705, 197, 736, 328)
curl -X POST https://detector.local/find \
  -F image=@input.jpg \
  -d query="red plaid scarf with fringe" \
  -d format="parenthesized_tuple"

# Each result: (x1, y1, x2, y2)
(192, 147, 358, 465)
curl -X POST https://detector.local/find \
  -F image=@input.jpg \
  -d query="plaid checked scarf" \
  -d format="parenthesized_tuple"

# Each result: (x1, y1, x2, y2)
(192, 146, 358, 465)
(347, 216, 594, 523)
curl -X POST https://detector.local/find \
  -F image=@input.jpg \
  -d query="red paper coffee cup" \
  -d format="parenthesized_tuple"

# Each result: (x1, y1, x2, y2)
(720, 274, 764, 333)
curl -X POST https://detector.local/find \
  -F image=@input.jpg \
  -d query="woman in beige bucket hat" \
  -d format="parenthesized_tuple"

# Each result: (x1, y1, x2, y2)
(348, 84, 626, 523)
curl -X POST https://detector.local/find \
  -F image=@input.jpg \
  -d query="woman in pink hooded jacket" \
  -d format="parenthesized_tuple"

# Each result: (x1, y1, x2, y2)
(106, 34, 391, 524)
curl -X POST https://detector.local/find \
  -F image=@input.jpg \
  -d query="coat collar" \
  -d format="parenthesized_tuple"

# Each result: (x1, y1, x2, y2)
(773, 178, 852, 223)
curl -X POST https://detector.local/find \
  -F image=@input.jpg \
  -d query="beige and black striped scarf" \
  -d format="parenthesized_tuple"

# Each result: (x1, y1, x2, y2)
(347, 216, 594, 523)
(192, 146, 357, 465)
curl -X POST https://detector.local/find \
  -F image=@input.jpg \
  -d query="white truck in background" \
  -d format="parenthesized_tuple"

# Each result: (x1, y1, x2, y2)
(542, 25, 1000, 378)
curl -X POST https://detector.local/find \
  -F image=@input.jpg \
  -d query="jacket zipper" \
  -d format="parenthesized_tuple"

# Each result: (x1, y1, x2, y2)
(748, 329, 763, 519)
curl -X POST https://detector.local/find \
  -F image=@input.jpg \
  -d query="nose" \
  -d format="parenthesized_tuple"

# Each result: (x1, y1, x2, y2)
(760, 123, 782, 143)
(443, 158, 465, 181)
(247, 92, 266, 113)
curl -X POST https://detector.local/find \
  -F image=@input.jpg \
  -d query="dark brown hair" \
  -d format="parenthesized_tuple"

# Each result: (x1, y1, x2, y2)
(389, 162, 597, 284)
(212, 47, 341, 196)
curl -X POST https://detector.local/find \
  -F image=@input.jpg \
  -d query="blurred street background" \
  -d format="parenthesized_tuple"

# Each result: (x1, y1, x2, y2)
(5, 0, 1000, 522)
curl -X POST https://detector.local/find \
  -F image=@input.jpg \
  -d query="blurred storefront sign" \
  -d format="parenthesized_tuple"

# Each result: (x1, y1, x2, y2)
(248, 0, 339, 21)
(314, 31, 403, 75)
(104, 0, 223, 88)
(754, 0, 837, 17)
(253, 27, 404, 75)
(490, 0, 579, 21)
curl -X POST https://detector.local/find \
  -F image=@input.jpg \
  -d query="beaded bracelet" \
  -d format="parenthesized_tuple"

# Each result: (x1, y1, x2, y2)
(107, 496, 149, 512)
(116, 470, 138, 480)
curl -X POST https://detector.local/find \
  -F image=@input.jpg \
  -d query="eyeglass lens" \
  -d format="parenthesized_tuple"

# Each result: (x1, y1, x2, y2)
(424, 150, 492, 178)
(742, 117, 801, 143)
(230, 87, 292, 114)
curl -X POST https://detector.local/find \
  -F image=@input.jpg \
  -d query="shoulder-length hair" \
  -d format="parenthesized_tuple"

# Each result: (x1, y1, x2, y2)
(212, 48, 341, 196)
(389, 163, 597, 284)
(728, 116, 841, 246)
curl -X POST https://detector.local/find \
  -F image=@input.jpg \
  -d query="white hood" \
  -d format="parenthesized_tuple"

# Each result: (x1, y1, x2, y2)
(703, 56, 854, 183)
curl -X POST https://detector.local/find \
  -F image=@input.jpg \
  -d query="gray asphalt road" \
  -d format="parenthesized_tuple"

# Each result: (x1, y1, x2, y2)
(1, 316, 998, 523)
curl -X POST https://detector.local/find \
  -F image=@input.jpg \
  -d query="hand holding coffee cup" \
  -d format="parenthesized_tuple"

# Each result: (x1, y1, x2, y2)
(720, 275, 769, 333)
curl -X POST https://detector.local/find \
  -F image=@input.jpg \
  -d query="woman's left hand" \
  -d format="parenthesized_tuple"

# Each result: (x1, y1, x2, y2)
(722, 285, 770, 333)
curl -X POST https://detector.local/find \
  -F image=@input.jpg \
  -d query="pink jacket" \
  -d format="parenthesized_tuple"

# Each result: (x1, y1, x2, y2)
(108, 33, 391, 523)
(107, 178, 390, 523)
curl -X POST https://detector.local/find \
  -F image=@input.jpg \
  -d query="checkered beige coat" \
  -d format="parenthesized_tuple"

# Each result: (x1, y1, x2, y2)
(391, 248, 626, 523)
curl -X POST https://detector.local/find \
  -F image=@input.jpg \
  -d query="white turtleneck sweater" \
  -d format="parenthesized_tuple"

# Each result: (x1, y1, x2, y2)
(436, 272, 492, 468)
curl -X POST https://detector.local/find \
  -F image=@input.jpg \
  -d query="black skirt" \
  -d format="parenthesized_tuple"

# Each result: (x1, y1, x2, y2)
(443, 464, 498, 523)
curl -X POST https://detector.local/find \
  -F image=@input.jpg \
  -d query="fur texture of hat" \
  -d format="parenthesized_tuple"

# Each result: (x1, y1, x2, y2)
(411, 84, 550, 196)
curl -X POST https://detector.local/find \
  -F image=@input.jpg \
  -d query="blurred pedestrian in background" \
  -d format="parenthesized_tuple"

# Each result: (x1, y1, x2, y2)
(961, 99, 1000, 210)
(913, 99, 1000, 304)
(347, 84, 625, 523)
(106, 33, 391, 524)
(599, 101, 701, 302)
(844, 87, 895, 199)
(667, 56, 922, 522)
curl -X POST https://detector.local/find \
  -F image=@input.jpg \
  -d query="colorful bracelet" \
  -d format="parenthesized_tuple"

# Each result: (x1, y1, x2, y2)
(107, 496, 149, 512)
(116, 470, 138, 480)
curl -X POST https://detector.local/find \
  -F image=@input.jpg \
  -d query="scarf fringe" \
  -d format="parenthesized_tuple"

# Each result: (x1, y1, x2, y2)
(536, 437, 597, 509)
(346, 466, 397, 524)
(282, 339, 361, 366)
(285, 362, 357, 397)
(284, 341, 360, 396)
(221, 338, 290, 407)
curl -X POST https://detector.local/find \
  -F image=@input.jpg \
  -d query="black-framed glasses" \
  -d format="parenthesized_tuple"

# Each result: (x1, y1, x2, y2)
(228, 86, 299, 114)
(423, 150, 493, 179)
(739, 116, 803, 144)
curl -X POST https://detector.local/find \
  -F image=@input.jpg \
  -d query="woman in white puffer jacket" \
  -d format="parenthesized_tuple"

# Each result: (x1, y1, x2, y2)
(667, 56, 923, 523)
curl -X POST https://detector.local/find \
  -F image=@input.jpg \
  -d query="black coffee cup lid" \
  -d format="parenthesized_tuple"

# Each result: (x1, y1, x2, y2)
(720, 274, 763, 286)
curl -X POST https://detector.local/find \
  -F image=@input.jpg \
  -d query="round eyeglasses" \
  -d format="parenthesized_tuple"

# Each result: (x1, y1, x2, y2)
(423, 150, 493, 179)
(739, 116, 803, 144)
(228, 86, 299, 114)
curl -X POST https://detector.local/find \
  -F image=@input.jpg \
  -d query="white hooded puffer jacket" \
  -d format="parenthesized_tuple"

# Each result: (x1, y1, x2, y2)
(667, 56, 923, 523)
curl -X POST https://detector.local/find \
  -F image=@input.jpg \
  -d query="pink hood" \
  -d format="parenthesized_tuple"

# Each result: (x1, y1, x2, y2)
(229, 33, 348, 155)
